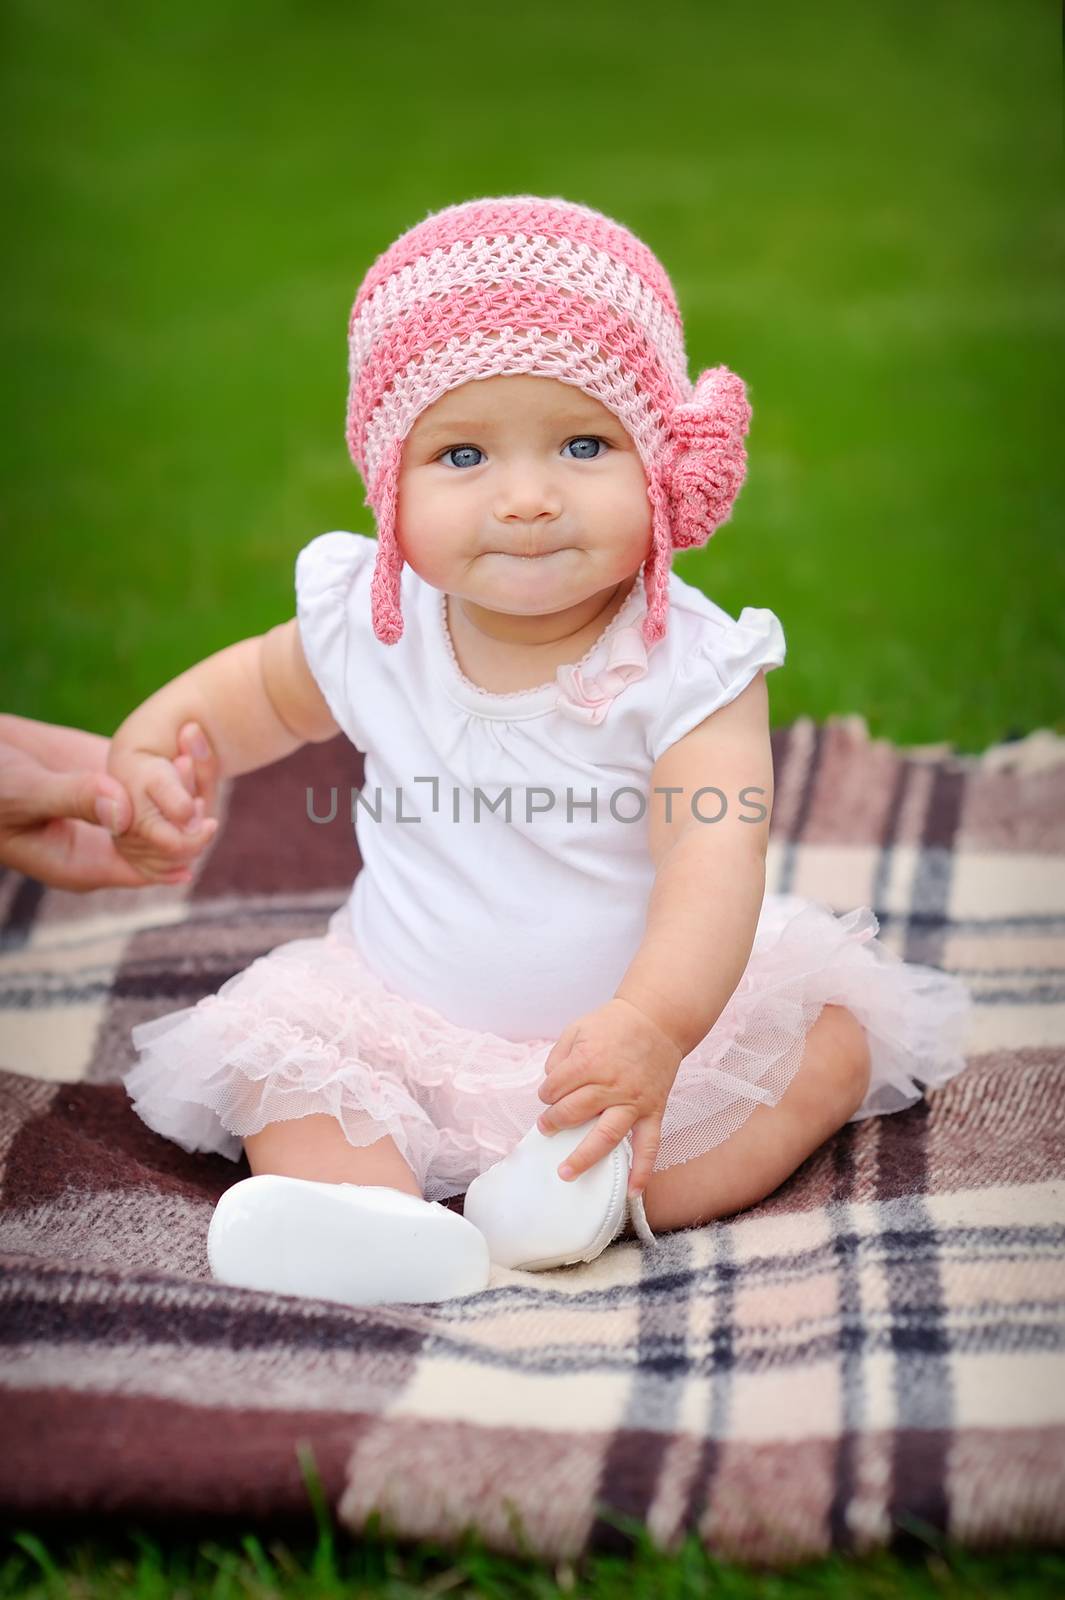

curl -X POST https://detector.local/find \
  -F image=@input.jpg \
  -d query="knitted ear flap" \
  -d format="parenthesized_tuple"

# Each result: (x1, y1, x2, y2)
(640, 466, 676, 651)
(367, 438, 405, 645)
(660, 365, 752, 551)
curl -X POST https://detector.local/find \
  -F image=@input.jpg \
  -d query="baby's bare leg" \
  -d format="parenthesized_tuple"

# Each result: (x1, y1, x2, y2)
(635, 1004, 872, 1235)
(243, 1113, 423, 1198)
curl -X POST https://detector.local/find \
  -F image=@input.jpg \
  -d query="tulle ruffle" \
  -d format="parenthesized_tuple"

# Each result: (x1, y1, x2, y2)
(123, 896, 974, 1204)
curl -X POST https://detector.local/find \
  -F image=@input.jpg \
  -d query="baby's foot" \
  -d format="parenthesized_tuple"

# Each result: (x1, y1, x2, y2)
(207, 1174, 491, 1306)
(463, 1118, 657, 1271)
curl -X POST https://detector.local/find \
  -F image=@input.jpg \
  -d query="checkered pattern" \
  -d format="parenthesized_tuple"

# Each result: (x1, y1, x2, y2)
(1, 715, 1063, 1559)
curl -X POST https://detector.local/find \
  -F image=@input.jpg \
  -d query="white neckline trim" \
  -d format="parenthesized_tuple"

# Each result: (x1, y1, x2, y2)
(428, 563, 649, 720)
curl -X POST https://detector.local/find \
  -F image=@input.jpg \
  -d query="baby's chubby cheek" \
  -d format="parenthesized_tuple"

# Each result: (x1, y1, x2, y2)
(392, 475, 455, 586)
(395, 527, 470, 593)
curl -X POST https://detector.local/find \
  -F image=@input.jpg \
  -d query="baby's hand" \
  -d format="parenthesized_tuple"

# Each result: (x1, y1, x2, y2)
(172, 720, 221, 829)
(535, 998, 685, 1197)
(107, 722, 220, 884)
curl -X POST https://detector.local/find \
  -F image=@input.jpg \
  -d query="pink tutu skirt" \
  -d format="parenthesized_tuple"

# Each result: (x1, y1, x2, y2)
(123, 895, 973, 1204)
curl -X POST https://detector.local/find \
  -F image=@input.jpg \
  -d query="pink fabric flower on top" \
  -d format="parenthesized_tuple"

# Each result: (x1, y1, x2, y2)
(554, 624, 649, 725)
(660, 365, 752, 550)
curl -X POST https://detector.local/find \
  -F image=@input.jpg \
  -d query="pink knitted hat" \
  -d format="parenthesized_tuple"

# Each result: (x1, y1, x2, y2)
(345, 195, 753, 649)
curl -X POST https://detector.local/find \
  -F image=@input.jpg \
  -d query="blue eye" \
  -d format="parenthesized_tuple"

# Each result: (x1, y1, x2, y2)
(564, 436, 607, 459)
(440, 445, 484, 469)
(434, 435, 604, 467)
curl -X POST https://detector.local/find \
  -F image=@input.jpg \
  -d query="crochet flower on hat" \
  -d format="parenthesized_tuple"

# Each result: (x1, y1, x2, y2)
(659, 366, 753, 551)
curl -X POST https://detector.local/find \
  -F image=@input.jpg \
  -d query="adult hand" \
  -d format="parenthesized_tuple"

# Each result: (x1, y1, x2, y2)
(0, 714, 218, 891)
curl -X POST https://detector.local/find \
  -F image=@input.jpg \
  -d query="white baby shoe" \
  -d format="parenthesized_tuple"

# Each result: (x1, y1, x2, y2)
(207, 1174, 491, 1307)
(462, 1118, 657, 1271)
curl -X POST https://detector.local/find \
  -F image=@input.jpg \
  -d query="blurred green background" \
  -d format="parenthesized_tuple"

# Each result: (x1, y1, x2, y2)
(1, 0, 1061, 755)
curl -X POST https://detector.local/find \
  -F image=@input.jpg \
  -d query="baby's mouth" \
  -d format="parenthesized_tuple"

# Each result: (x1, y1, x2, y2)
(489, 548, 569, 560)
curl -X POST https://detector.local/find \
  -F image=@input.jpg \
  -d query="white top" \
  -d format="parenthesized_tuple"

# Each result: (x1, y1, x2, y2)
(295, 531, 786, 1042)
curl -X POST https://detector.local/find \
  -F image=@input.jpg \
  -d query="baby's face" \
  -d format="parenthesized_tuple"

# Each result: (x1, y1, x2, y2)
(395, 375, 652, 617)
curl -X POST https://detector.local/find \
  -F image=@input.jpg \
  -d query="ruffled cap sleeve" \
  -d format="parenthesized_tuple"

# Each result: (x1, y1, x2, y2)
(649, 606, 786, 763)
(294, 531, 377, 749)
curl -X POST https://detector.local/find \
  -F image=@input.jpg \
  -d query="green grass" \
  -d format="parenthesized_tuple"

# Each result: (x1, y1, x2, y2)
(1, 1, 1062, 1592)
(3, 1448, 1063, 1597)
(2, 0, 1061, 755)
(4, 1520, 1065, 1600)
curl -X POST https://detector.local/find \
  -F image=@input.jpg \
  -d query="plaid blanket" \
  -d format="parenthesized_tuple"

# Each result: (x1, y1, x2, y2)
(1, 714, 1062, 1562)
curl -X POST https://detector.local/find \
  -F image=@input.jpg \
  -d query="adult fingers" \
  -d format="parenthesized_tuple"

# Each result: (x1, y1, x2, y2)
(32, 769, 133, 836)
(80, 842, 193, 890)
(1, 819, 188, 892)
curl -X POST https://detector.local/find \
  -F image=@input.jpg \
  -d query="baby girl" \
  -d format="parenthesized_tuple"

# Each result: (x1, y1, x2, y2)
(111, 196, 973, 1306)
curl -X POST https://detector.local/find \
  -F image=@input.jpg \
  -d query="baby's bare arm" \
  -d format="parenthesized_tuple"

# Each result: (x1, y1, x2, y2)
(108, 619, 339, 876)
(615, 672, 774, 1056)
(111, 621, 336, 775)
